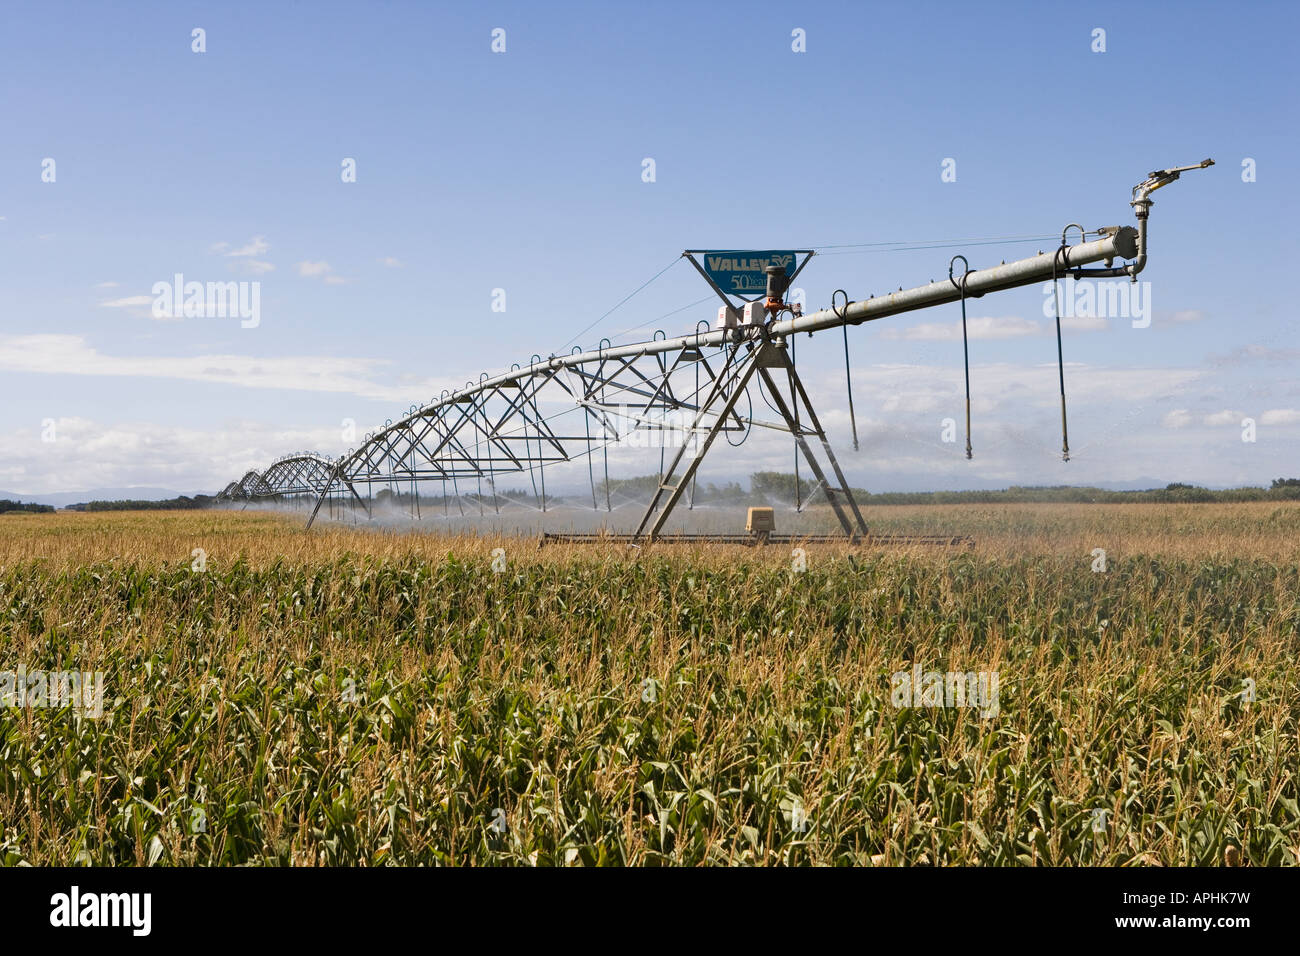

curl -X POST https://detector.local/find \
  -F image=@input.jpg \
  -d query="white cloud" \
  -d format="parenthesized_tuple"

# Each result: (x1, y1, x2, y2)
(225, 235, 269, 257)
(831, 362, 1203, 421)
(0, 416, 362, 496)
(0, 334, 454, 403)
(1163, 309, 1206, 324)
(1260, 408, 1300, 426)
(0, 350, 1290, 496)
(1060, 314, 1109, 332)
(1209, 345, 1300, 366)
(212, 237, 274, 273)
(298, 261, 350, 284)
(882, 315, 1042, 342)
(380, 257, 404, 268)
(296, 260, 332, 277)
(1203, 409, 1242, 426)
(98, 293, 167, 321)
(94, 281, 119, 289)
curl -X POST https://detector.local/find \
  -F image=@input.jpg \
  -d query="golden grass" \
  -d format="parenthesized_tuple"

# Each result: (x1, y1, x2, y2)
(3, 500, 1298, 566)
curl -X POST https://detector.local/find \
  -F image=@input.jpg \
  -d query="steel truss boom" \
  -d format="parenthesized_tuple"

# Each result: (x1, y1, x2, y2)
(216, 163, 1211, 538)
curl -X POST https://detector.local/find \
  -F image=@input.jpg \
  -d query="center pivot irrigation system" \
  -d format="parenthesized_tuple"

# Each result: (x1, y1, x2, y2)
(217, 161, 1213, 542)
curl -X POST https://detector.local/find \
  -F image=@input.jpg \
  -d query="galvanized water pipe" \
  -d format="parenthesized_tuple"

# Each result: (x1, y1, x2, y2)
(472, 229, 1139, 390)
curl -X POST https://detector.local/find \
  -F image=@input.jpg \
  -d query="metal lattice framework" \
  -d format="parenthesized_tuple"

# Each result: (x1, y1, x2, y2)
(221, 453, 351, 502)
(217, 162, 1213, 537)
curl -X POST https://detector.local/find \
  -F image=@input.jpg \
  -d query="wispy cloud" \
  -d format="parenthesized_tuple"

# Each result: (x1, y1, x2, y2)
(1203, 409, 1242, 426)
(0, 334, 452, 403)
(224, 235, 269, 257)
(1208, 344, 1300, 367)
(882, 315, 1043, 342)
(1260, 408, 1300, 426)
(0, 416, 360, 496)
(213, 235, 274, 274)
(298, 260, 350, 284)
(296, 260, 332, 277)
(99, 295, 153, 309)
(99, 292, 177, 321)
(841, 362, 1203, 417)
(1162, 407, 1298, 430)
(1060, 315, 1109, 332)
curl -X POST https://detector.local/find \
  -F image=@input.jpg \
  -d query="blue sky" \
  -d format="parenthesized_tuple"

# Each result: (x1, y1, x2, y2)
(1, 0, 1296, 496)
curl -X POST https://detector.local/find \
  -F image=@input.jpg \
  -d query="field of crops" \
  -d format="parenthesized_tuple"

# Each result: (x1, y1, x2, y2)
(1, 504, 1298, 866)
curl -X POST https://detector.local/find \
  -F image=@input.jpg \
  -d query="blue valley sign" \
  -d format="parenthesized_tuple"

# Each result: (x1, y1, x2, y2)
(699, 251, 801, 296)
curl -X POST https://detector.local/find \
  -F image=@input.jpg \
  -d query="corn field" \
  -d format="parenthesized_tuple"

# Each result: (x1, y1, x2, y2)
(1, 505, 1297, 865)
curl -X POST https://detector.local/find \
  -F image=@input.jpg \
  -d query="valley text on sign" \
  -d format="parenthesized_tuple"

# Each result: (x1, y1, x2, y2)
(700, 251, 800, 295)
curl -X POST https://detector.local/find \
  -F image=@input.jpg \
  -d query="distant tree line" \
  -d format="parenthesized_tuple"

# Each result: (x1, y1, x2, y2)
(27, 477, 1300, 515)
(65, 494, 215, 512)
(595, 475, 1300, 506)
(0, 499, 55, 514)
(369, 475, 1300, 507)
